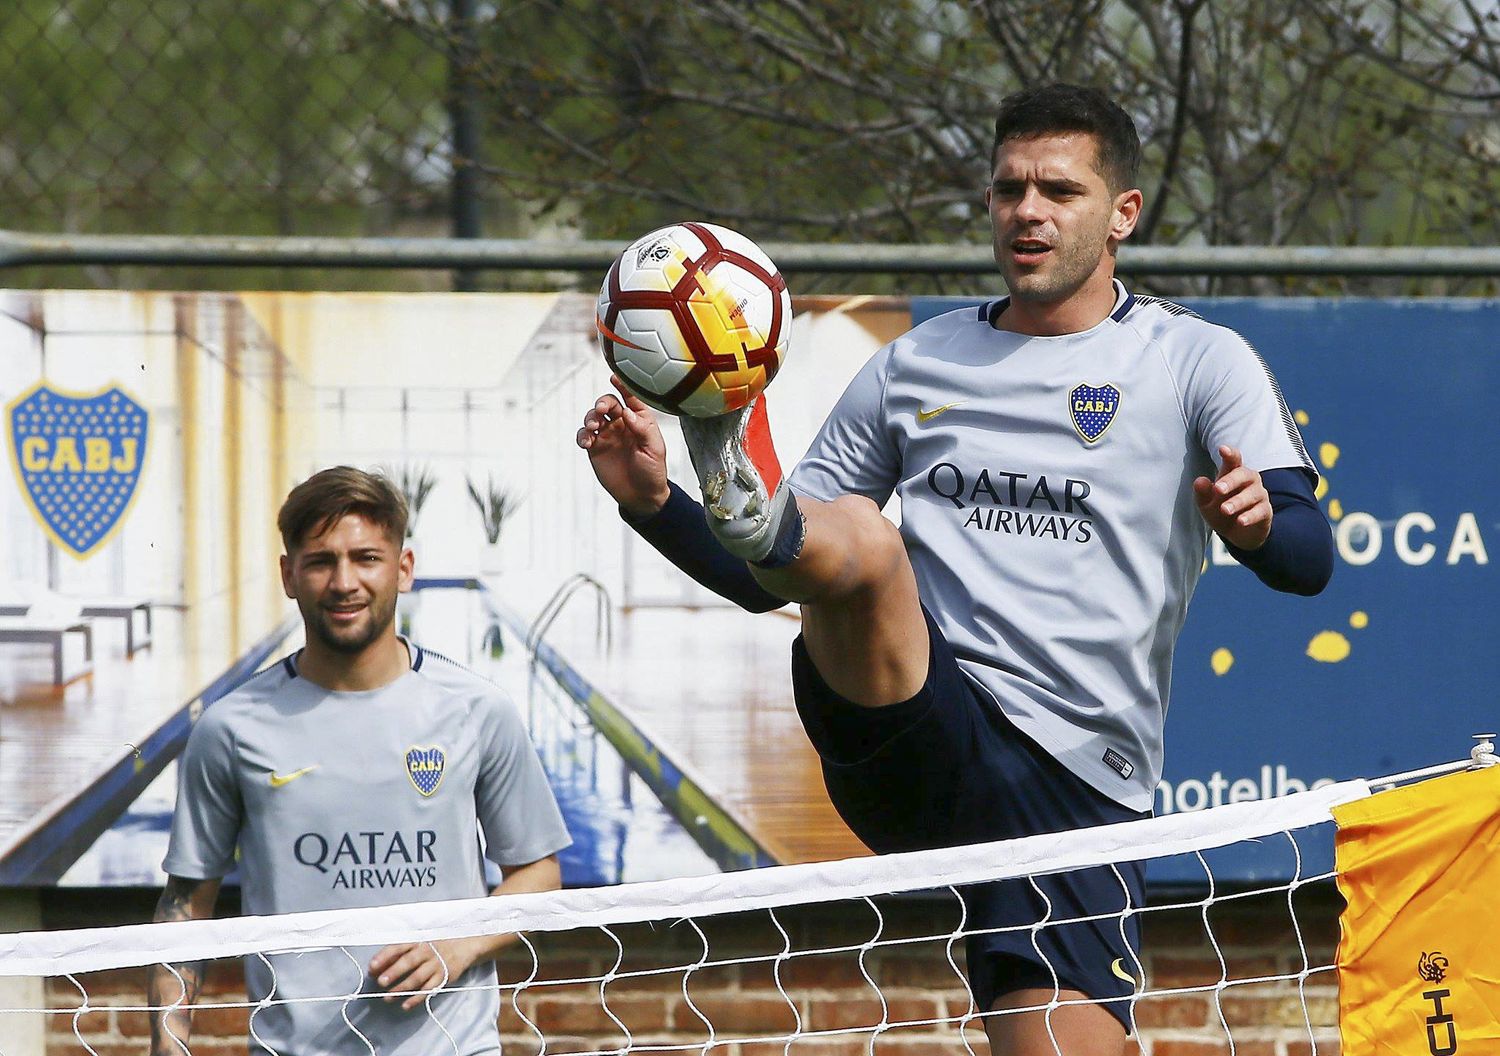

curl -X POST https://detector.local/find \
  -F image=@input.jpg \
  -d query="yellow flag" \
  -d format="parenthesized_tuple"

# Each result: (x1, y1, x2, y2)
(1334, 766, 1500, 1056)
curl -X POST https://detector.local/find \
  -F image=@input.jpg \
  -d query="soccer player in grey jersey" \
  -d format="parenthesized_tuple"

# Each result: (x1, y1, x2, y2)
(579, 84, 1332, 1056)
(149, 467, 571, 1056)
(579, 88, 1332, 1056)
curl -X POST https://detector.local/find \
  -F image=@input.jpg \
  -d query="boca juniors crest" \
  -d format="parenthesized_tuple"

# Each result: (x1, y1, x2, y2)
(7, 383, 149, 558)
(1070, 382, 1120, 443)
(405, 746, 446, 797)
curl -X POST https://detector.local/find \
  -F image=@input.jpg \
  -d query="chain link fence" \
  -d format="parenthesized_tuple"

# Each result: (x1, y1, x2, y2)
(0, 0, 531, 288)
(3, 1, 1498, 296)
(2, 0, 451, 231)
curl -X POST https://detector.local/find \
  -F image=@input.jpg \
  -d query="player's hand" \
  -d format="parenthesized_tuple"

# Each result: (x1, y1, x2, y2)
(576, 375, 671, 519)
(1193, 445, 1272, 550)
(369, 938, 484, 1011)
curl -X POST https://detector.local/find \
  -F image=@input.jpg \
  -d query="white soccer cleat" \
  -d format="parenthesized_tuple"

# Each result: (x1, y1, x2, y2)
(679, 396, 792, 563)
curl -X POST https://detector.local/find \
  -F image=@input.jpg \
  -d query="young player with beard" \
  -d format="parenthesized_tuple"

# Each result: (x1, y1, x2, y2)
(577, 84, 1333, 1055)
(149, 466, 570, 1056)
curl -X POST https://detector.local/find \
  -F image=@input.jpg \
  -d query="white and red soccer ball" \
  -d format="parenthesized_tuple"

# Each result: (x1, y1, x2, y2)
(596, 221, 792, 418)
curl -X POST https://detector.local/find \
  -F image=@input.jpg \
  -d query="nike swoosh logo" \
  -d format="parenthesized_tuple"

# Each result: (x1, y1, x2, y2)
(1110, 958, 1136, 985)
(595, 313, 652, 354)
(269, 766, 319, 788)
(917, 401, 963, 423)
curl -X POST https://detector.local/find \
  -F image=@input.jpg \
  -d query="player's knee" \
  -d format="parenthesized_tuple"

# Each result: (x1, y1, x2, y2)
(827, 494, 892, 543)
(827, 495, 907, 584)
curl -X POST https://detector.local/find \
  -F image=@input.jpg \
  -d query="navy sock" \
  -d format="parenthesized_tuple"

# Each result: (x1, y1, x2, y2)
(751, 493, 806, 569)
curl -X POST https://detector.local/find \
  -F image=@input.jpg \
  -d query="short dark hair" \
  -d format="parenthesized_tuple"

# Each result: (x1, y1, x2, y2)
(991, 83, 1141, 192)
(277, 466, 408, 553)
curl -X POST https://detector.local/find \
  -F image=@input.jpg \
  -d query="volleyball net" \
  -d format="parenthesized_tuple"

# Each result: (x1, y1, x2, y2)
(2, 756, 1497, 1056)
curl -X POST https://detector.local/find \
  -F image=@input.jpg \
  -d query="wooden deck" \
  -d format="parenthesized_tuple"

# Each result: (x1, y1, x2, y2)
(0, 587, 294, 874)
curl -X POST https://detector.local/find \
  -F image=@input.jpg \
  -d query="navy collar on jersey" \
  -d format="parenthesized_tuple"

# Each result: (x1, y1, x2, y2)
(282, 636, 425, 679)
(981, 278, 1135, 330)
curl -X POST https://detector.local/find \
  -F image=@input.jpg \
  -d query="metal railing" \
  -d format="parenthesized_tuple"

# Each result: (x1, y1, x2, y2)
(3, 229, 1500, 277)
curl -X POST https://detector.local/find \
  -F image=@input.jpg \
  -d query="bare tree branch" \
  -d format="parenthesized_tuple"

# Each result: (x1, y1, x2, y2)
(1139, 0, 1204, 242)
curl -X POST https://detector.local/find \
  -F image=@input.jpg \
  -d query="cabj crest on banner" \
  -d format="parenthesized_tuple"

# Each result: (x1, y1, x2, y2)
(6, 382, 149, 559)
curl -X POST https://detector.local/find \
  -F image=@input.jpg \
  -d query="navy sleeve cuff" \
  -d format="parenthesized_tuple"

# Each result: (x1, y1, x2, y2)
(621, 482, 787, 613)
(1224, 467, 1334, 596)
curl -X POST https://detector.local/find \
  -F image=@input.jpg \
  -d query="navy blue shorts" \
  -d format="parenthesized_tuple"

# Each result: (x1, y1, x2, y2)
(791, 606, 1148, 1032)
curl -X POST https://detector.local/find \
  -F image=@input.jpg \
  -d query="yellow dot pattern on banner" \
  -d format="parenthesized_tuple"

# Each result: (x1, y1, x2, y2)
(1307, 630, 1352, 663)
(1211, 409, 1362, 672)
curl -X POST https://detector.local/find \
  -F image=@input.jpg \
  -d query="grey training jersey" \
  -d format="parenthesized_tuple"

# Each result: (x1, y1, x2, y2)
(789, 283, 1315, 812)
(164, 642, 572, 1056)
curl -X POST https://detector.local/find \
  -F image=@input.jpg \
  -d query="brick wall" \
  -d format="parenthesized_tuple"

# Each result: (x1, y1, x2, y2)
(39, 885, 1342, 1056)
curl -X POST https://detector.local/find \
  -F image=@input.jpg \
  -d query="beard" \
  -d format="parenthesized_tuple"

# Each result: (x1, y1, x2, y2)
(995, 211, 1115, 305)
(301, 592, 398, 655)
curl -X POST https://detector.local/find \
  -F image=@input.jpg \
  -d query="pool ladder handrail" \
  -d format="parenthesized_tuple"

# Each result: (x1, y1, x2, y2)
(526, 572, 612, 659)
(524, 573, 613, 733)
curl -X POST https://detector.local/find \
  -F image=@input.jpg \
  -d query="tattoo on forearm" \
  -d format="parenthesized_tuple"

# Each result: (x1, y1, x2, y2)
(154, 876, 199, 922)
(148, 878, 212, 1055)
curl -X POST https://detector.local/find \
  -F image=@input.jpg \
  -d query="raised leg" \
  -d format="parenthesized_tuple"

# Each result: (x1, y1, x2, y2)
(749, 493, 929, 708)
(678, 400, 928, 710)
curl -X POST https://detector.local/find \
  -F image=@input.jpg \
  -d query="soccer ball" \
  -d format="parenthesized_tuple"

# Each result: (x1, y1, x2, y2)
(596, 221, 792, 418)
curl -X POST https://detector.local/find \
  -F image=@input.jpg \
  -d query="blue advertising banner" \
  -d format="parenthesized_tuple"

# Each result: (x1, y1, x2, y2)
(912, 297, 1499, 881)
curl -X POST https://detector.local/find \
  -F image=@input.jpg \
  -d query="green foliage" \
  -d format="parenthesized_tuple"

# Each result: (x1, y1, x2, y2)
(0, 0, 448, 289)
(379, 0, 1500, 294)
(0, 0, 446, 226)
(1, 0, 1498, 294)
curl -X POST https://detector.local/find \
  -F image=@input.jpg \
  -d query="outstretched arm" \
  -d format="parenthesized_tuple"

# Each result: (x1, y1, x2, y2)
(624, 483, 786, 612)
(147, 875, 222, 1056)
(367, 854, 562, 1011)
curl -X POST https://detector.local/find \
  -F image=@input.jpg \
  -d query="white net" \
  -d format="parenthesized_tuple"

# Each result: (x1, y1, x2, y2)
(0, 779, 1372, 1056)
